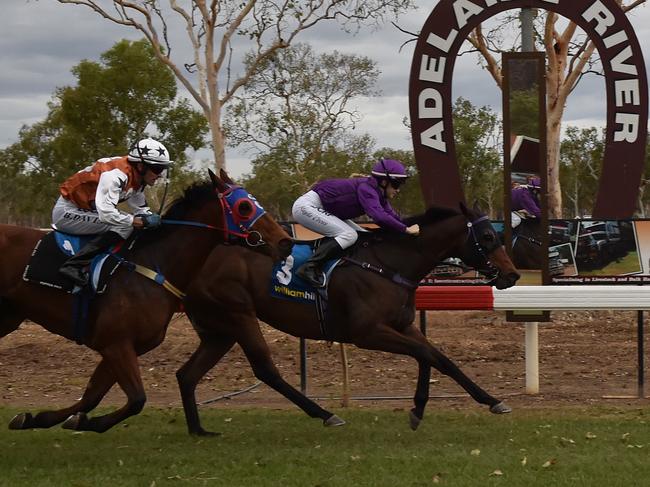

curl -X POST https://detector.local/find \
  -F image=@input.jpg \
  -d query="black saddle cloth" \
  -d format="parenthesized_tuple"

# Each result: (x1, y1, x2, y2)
(23, 232, 121, 294)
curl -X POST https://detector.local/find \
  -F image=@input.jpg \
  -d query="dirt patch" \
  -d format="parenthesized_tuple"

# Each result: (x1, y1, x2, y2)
(0, 310, 647, 413)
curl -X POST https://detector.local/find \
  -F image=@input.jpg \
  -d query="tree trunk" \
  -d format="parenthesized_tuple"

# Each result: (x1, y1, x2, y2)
(211, 114, 226, 173)
(546, 108, 564, 218)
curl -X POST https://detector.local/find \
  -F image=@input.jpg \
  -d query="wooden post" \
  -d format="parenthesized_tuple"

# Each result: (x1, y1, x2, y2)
(525, 322, 539, 394)
(339, 343, 350, 407)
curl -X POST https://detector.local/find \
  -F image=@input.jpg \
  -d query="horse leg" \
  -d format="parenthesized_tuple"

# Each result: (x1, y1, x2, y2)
(234, 316, 345, 427)
(354, 324, 510, 428)
(62, 343, 146, 433)
(176, 333, 236, 436)
(0, 299, 24, 338)
(9, 359, 115, 430)
(409, 360, 431, 431)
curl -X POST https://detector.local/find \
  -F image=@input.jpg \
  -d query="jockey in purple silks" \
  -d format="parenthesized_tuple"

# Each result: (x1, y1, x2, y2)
(511, 177, 541, 227)
(291, 158, 420, 287)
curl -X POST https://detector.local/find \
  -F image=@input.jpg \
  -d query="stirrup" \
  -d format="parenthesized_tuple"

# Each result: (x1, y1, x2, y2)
(296, 267, 326, 288)
(59, 266, 90, 287)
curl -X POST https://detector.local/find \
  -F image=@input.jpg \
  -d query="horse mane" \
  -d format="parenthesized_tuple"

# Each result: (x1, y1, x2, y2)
(162, 181, 216, 220)
(357, 205, 462, 246)
(128, 180, 216, 248)
(402, 205, 461, 227)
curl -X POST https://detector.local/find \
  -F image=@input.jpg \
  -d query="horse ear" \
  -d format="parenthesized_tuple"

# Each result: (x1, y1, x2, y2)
(208, 168, 229, 193)
(459, 201, 470, 217)
(472, 199, 482, 213)
(219, 168, 235, 185)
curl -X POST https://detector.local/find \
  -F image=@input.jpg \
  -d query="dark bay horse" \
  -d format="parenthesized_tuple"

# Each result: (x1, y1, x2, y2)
(0, 170, 292, 433)
(512, 218, 543, 269)
(177, 203, 520, 435)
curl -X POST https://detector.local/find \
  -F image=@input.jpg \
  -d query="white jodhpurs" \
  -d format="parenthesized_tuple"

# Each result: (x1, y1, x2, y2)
(51, 196, 134, 239)
(292, 190, 361, 249)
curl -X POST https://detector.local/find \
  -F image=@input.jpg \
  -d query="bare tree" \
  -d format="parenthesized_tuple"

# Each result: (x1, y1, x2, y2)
(463, 0, 645, 217)
(57, 0, 414, 171)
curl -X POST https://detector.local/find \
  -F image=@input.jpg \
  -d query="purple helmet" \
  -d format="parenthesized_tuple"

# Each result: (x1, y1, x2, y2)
(529, 177, 541, 189)
(371, 159, 408, 182)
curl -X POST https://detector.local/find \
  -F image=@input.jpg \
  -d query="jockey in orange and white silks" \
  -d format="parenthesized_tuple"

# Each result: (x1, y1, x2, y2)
(52, 138, 172, 287)
(52, 138, 171, 239)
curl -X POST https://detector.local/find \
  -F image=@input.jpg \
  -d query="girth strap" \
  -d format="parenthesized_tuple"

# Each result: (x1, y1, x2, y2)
(114, 257, 186, 299)
(130, 263, 186, 299)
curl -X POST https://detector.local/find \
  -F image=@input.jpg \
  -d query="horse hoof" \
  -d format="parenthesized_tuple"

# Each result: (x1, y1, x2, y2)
(490, 402, 512, 414)
(409, 410, 421, 431)
(324, 414, 346, 427)
(62, 412, 88, 430)
(8, 412, 33, 430)
(191, 429, 221, 437)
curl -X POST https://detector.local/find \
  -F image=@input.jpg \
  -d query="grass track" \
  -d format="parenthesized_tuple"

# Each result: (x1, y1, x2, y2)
(1, 407, 649, 486)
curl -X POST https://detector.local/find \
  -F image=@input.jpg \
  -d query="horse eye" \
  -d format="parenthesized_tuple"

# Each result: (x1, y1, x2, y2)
(483, 232, 495, 242)
(238, 201, 253, 217)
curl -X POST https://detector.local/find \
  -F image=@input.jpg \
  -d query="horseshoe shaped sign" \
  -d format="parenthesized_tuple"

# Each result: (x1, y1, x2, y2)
(409, 0, 648, 218)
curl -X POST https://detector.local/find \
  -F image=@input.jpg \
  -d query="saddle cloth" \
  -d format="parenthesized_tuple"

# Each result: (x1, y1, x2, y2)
(270, 242, 341, 303)
(22, 231, 122, 294)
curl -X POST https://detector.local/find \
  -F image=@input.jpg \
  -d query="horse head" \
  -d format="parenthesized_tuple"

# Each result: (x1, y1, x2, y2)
(456, 202, 520, 289)
(209, 169, 293, 262)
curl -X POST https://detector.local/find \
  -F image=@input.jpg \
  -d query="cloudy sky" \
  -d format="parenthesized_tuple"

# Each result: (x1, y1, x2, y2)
(2, 1, 649, 178)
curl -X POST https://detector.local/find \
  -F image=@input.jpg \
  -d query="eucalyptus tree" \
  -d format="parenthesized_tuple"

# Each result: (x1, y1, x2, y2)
(453, 98, 502, 217)
(56, 0, 416, 171)
(559, 126, 604, 218)
(0, 39, 208, 225)
(228, 43, 380, 185)
(453, 1, 645, 216)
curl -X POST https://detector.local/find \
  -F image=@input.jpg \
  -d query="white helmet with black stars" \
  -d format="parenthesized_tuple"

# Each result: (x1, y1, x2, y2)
(127, 138, 173, 167)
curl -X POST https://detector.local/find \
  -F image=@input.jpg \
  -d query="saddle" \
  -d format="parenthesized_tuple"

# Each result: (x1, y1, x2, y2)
(270, 240, 342, 303)
(23, 230, 122, 294)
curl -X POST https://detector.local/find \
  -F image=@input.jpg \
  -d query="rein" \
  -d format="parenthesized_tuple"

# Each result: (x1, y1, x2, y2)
(514, 232, 543, 247)
(161, 218, 266, 249)
(122, 183, 269, 299)
(342, 214, 499, 290)
(342, 256, 419, 290)
(159, 184, 268, 248)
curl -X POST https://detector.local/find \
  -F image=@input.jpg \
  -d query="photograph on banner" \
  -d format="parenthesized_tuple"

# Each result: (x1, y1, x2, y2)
(420, 259, 486, 286)
(549, 219, 645, 284)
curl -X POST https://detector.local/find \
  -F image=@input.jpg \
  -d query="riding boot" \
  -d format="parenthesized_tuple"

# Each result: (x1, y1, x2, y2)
(296, 238, 345, 288)
(58, 231, 124, 287)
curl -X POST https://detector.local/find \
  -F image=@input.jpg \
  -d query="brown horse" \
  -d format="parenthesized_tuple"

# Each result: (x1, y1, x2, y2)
(512, 218, 543, 270)
(0, 170, 292, 433)
(177, 203, 520, 436)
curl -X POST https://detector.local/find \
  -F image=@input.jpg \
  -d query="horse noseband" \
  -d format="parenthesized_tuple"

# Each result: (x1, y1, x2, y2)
(245, 230, 266, 247)
(466, 218, 500, 280)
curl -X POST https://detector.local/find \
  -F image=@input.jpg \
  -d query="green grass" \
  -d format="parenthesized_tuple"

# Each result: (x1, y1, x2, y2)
(580, 251, 641, 276)
(1, 407, 649, 486)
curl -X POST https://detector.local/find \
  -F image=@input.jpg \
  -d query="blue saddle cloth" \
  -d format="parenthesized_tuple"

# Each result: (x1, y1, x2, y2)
(270, 243, 341, 303)
(23, 230, 121, 294)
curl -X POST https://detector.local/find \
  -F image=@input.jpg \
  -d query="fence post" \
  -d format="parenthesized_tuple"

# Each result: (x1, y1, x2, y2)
(339, 343, 350, 407)
(638, 310, 645, 398)
(525, 322, 539, 394)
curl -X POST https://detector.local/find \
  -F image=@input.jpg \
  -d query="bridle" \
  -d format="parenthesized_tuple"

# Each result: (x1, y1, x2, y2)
(465, 215, 501, 282)
(217, 184, 267, 247)
(123, 183, 270, 300)
(160, 184, 268, 248)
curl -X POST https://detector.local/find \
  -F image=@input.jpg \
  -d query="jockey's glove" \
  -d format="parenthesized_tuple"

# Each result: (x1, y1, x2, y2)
(142, 213, 162, 228)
